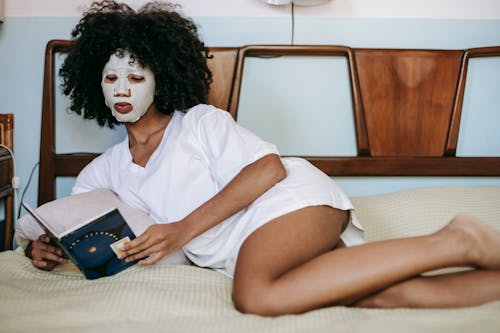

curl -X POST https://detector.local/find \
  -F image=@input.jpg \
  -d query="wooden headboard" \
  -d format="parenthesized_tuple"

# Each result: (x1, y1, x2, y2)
(38, 40, 500, 205)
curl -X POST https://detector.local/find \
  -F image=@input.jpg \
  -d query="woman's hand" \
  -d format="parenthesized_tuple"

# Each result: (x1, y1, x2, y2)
(26, 234, 66, 271)
(120, 222, 191, 265)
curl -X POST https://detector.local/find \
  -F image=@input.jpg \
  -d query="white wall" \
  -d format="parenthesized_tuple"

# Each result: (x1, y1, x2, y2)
(5, 0, 500, 19)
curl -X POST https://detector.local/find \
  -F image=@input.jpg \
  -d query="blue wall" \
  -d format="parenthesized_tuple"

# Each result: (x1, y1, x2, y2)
(1, 15, 500, 220)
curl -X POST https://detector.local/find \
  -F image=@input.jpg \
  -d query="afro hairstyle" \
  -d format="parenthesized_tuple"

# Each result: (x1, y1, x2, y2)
(59, 0, 213, 127)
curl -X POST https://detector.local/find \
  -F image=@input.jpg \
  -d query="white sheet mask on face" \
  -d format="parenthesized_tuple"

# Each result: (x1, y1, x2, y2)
(101, 52, 156, 123)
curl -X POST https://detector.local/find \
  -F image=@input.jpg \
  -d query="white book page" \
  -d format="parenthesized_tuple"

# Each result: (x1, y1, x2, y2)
(22, 203, 63, 239)
(58, 208, 116, 238)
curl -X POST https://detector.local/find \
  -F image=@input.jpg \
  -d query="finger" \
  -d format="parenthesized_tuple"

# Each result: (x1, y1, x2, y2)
(39, 234, 52, 244)
(34, 242, 65, 259)
(32, 259, 48, 268)
(32, 244, 66, 263)
(121, 236, 156, 258)
(124, 243, 163, 263)
(122, 233, 151, 252)
(138, 252, 163, 265)
(40, 251, 67, 263)
(43, 243, 64, 257)
(32, 259, 58, 271)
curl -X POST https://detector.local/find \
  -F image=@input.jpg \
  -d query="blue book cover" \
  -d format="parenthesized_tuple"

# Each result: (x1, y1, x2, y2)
(23, 203, 138, 280)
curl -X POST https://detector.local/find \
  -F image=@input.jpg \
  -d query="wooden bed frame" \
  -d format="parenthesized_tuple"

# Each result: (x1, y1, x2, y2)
(38, 40, 500, 205)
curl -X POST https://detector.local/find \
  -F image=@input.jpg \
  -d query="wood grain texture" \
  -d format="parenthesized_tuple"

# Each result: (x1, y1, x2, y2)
(0, 114, 14, 250)
(355, 49, 462, 156)
(206, 47, 240, 111)
(0, 114, 13, 150)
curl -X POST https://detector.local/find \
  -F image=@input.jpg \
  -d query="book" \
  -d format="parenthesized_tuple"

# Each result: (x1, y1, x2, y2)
(22, 202, 138, 280)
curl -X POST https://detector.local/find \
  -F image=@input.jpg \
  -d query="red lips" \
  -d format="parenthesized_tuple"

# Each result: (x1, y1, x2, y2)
(114, 102, 133, 113)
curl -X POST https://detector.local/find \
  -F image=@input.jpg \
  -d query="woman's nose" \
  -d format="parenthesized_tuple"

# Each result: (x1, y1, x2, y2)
(114, 78, 131, 97)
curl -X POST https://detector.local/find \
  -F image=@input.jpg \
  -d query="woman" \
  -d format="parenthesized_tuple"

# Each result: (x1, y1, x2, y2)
(26, 0, 500, 316)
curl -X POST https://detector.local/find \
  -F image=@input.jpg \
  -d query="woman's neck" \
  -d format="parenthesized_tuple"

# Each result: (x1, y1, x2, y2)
(124, 106, 173, 167)
(125, 106, 172, 146)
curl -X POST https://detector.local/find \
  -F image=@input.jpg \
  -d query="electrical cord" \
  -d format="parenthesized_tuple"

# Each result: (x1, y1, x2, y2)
(291, 3, 295, 45)
(17, 161, 39, 219)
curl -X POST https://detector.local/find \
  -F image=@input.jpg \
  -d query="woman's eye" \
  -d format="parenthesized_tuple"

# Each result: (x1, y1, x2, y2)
(129, 75, 145, 83)
(104, 75, 117, 82)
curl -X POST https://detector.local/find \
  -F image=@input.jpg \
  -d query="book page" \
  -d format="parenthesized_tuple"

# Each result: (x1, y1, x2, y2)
(59, 207, 116, 238)
(22, 202, 62, 239)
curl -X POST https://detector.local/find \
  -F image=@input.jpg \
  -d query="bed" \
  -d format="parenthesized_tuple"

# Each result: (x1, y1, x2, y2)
(1, 40, 500, 333)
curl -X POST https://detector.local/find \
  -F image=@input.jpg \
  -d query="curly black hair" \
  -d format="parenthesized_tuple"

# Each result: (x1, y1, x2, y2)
(60, 0, 212, 127)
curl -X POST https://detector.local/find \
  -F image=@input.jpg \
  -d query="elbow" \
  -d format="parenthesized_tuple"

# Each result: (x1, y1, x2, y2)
(275, 159, 287, 183)
(264, 154, 287, 183)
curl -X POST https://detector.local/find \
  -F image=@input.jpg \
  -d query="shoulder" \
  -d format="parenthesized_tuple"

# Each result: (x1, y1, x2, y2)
(72, 139, 127, 194)
(90, 138, 128, 166)
(181, 104, 234, 128)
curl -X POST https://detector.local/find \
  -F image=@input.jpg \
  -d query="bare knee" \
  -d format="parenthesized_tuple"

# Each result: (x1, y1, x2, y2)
(232, 283, 281, 317)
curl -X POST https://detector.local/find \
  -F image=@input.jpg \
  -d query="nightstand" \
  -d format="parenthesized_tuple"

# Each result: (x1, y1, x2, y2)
(0, 146, 14, 250)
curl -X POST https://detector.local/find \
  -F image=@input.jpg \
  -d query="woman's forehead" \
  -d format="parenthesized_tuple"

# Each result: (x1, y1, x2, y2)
(103, 52, 146, 73)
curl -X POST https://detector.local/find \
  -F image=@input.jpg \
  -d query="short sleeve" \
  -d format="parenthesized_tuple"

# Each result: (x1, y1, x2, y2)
(192, 105, 279, 186)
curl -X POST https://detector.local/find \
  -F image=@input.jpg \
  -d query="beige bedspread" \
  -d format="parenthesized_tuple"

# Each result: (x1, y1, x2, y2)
(2, 185, 500, 333)
(1, 249, 499, 333)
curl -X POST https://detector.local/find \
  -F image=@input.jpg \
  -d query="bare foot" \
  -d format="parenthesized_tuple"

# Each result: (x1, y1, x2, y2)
(440, 214, 500, 269)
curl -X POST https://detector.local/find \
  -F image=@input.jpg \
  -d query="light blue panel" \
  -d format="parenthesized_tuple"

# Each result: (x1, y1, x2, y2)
(196, 17, 291, 46)
(56, 177, 77, 199)
(293, 18, 500, 49)
(457, 57, 500, 156)
(0, 17, 79, 209)
(237, 56, 357, 156)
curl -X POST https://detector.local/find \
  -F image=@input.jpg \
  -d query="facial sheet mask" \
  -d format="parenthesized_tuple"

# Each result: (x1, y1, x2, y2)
(101, 52, 156, 122)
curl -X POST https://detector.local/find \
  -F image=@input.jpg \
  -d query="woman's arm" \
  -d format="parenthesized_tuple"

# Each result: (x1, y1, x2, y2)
(184, 153, 286, 239)
(121, 153, 286, 264)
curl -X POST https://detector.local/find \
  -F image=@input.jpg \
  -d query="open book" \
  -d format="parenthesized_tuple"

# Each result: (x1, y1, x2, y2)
(22, 202, 138, 280)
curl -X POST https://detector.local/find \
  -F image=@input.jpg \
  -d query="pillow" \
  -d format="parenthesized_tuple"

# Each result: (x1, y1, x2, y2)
(351, 185, 500, 243)
(15, 189, 189, 265)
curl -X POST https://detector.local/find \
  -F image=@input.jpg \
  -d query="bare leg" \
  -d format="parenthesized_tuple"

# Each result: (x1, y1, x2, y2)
(232, 209, 500, 316)
(354, 269, 500, 308)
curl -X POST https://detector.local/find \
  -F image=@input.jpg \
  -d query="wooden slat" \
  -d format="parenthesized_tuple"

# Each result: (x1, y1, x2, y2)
(54, 154, 99, 176)
(355, 49, 463, 157)
(0, 147, 13, 250)
(39, 40, 72, 205)
(0, 114, 14, 150)
(308, 156, 500, 176)
(206, 47, 240, 111)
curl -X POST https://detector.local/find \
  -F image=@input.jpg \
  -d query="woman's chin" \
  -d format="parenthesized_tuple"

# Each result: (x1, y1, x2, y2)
(112, 110, 140, 123)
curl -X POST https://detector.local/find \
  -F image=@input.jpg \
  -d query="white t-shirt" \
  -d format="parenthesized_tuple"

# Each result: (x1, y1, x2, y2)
(73, 104, 363, 277)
